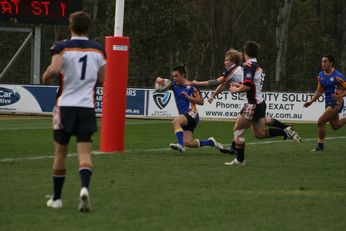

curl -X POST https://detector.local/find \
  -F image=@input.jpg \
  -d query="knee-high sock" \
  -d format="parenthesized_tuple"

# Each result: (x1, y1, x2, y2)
(52, 169, 66, 200)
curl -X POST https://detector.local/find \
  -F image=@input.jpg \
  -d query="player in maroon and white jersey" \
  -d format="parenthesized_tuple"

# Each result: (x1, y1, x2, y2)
(224, 41, 301, 166)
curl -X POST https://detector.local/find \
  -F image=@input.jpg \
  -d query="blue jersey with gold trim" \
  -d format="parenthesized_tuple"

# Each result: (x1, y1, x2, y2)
(317, 68, 346, 107)
(172, 80, 202, 115)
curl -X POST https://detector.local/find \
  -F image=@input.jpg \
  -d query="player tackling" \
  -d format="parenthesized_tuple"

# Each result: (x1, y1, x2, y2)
(42, 11, 105, 211)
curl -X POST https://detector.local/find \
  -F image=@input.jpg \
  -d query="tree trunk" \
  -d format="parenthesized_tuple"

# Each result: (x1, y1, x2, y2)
(275, 0, 293, 89)
(340, 1, 346, 73)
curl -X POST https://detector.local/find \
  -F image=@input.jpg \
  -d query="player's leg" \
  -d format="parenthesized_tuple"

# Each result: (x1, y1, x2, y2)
(329, 103, 346, 130)
(225, 116, 251, 165)
(314, 107, 338, 151)
(171, 115, 188, 148)
(264, 116, 301, 142)
(183, 130, 199, 148)
(77, 139, 93, 212)
(76, 107, 97, 212)
(47, 107, 71, 209)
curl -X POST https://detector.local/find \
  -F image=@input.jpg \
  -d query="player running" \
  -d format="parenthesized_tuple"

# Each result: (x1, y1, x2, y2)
(43, 11, 105, 211)
(191, 48, 301, 155)
(224, 41, 301, 165)
(304, 54, 346, 151)
(155, 65, 223, 153)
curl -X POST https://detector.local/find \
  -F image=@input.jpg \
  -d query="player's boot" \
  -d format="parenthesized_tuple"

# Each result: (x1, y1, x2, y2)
(219, 146, 236, 155)
(79, 187, 91, 212)
(284, 126, 302, 143)
(224, 158, 246, 166)
(311, 143, 324, 152)
(170, 143, 186, 153)
(47, 197, 63, 209)
(208, 137, 224, 150)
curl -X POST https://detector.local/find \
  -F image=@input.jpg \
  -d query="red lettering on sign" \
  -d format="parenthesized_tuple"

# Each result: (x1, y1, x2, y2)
(31, 1, 41, 15)
(60, 2, 66, 16)
(1, 1, 12, 14)
(31, 0, 50, 16)
(41, 1, 50, 16)
(11, 0, 19, 15)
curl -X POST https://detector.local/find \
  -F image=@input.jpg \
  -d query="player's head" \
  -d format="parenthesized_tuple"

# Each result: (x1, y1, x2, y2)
(224, 49, 243, 68)
(69, 11, 91, 36)
(172, 65, 186, 82)
(321, 54, 335, 71)
(243, 41, 260, 59)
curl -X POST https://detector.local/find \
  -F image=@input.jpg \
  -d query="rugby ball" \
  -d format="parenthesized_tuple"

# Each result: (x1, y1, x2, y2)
(155, 79, 172, 92)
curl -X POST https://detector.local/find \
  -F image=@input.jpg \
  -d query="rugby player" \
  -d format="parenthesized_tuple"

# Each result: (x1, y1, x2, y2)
(224, 41, 301, 165)
(192, 48, 301, 155)
(156, 65, 223, 153)
(42, 11, 105, 211)
(304, 54, 346, 151)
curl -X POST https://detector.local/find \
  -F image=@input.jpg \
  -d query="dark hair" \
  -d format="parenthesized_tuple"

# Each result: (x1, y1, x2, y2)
(69, 11, 91, 35)
(243, 41, 260, 58)
(322, 54, 335, 67)
(172, 65, 186, 76)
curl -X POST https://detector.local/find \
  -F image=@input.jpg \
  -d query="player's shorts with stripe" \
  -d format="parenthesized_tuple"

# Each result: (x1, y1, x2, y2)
(326, 100, 344, 113)
(53, 106, 97, 145)
(240, 101, 266, 121)
(182, 109, 200, 132)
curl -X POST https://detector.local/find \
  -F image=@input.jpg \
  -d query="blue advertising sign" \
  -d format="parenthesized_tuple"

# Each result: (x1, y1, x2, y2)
(95, 87, 145, 116)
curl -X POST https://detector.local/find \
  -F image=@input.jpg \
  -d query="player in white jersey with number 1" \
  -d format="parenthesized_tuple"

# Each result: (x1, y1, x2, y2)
(224, 41, 301, 166)
(42, 11, 105, 211)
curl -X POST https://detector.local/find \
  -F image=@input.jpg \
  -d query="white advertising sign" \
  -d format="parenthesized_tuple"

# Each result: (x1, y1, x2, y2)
(0, 85, 43, 113)
(147, 89, 346, 122)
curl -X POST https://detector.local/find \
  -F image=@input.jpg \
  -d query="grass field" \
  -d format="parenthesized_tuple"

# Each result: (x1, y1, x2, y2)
(0, 115, 345, 231)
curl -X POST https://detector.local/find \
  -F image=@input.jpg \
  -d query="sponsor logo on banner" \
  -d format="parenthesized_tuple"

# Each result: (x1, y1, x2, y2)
(148, 90, 177, 117)
(153, 91, 172, 109)
(0, 87, 20, 106)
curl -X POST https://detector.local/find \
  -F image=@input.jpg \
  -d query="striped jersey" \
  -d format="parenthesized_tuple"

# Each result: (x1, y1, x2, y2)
(242, 58, 265, 104)
(51, 36, 106, 108)
(221, 64, 243, 84)
(317, 68, 346, 107)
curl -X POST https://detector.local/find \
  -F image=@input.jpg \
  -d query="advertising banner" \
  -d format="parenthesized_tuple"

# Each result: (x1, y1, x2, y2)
(95, 87, 146, 116)
(146, 89, 346, 122)
(1, 84, 345, 122)
(0, 85, 57, 114)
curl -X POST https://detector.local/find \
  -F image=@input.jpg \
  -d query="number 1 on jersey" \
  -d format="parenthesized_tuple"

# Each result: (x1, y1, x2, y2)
(79, 55, 88, 80)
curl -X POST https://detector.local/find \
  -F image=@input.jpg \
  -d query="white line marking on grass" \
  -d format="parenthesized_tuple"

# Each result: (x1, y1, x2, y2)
(1, 136, 345, 163)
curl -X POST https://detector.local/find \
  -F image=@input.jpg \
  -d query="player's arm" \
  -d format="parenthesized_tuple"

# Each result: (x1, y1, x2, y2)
(208, 82, 226, 103)
(191, 76, 224, 87)
(182, 89, 204, 105)
(332, 77, 346, 100)
(304, 77, 324, 107)
(229, 83, 250, 94)
(42, 54, 63, 84)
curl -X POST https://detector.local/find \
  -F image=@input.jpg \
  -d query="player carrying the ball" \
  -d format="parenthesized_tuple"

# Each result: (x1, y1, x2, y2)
(155, 65, 223, 153)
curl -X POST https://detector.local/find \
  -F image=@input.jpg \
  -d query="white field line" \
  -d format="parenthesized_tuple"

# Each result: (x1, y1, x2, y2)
(1, 136, 345, 163)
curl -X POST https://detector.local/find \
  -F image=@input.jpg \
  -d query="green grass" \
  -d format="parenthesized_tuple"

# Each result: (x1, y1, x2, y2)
(0, 115, 346, 231)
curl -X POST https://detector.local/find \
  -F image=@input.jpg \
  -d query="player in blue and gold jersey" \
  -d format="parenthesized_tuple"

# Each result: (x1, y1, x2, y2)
(156, 66, 223, 153)
(304, 54, 346, 151)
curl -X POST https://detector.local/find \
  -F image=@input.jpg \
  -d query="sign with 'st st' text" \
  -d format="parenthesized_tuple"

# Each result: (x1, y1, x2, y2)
(0, 0, 83, 24)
